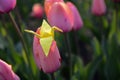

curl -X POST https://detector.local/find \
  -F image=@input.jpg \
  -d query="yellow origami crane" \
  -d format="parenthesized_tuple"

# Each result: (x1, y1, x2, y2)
(25, 20, 62, 56)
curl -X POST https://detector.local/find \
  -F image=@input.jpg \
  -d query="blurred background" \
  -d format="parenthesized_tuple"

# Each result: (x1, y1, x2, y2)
(0, 0, 120, 80)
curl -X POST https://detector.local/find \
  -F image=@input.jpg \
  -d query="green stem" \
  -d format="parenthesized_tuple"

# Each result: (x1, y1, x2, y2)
(50, 73, 55, 80)
(8, 12, 33, 79)
(64, 33, 72, 80)
(14, 6, 23, 31)
(8, 12, 26, 50)
(73, 31, 80, 55)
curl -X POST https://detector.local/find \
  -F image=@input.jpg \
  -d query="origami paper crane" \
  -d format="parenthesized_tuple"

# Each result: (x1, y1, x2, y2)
(25, 20, 62, 56)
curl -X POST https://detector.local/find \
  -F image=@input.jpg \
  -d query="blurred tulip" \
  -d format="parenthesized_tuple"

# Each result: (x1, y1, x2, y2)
(31, 3, 44, 19)
(0, 59, 20, 80)
(47, 2, 74, 32)
(91, 0, 106, 16)
(113, 0, 120, 2)
(0, 0, 16, 14)
(44, 0, 63, 16)
(33, 28, 61, 73)
(66, 2, 83, 30)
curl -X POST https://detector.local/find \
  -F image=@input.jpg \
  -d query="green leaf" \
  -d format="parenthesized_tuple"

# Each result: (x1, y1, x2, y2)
(102, 17, 108, 29)
(72, 55, 86, 80)
(92, 37, 101, 57)
(85, 56, 103, 80)
(108, 10, 116, 40)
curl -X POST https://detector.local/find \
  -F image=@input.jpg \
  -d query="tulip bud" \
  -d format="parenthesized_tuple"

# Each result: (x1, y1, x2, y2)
(91, 0, 106, 16)
(66, 2, 83, 30)
(31, 3, 44, 19)
(44, 0, 63, 16)
(47, 2, 74, 32)
(25, 20, 62, 73)
(0, 59, 20, 80)
(33, 31, 61, 73)
(0, 0, 16, 14)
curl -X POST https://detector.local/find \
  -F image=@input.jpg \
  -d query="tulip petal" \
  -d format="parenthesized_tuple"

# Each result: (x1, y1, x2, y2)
(31, 3, 44, 19)
(44, 0, 63, 16)
(67, 2, 83, 30)
(91, 0, 106, 16)
(0, 59, 20, 80)
(0, 0, 16, 13)
(33, 28, 61, 73)
(47, 2, 74, 32)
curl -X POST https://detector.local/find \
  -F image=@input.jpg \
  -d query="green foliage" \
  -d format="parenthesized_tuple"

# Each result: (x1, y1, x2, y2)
(0, 0, 120, 80)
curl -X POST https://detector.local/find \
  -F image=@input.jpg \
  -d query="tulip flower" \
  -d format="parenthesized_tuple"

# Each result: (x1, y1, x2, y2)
(31, 3, 44, 19)
(0, 0, 16, 14)
(66, 2, 83, 30)
(44, 0, 63, 16)
(47, 2, 74, 32)
(0, 59, 20, 80)
(25, 20, 62, 73)
(91, 0, 106, 16)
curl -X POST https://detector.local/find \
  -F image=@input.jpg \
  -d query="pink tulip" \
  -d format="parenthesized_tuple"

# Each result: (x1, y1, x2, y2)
(31, 3, 44, 19)
(47, 2, 74, 32)
(66, 2, 83, 31)
(44, 0, 63, 16)
(91, 0, 106, 16)
(0, 59, 20, 80)
(33, 28, 61, 73)
(0, 0, 16, 14)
